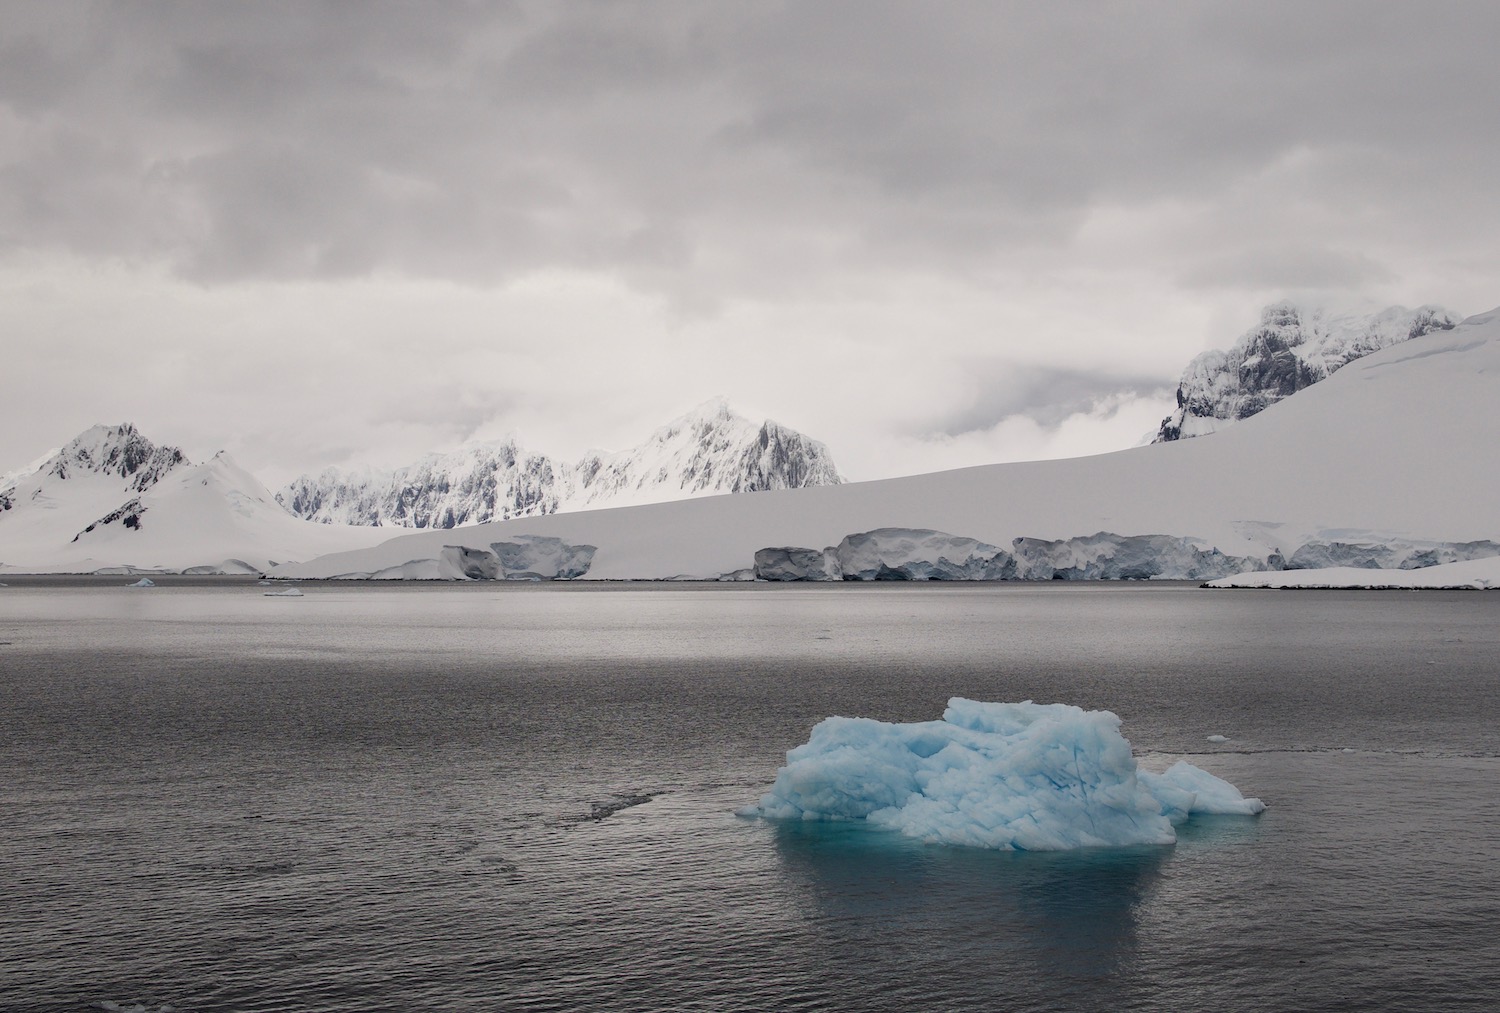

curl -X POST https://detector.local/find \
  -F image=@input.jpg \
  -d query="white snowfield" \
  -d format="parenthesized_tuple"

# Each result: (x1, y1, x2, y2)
(277, 307, 1500, 581)
(738, 699, 1264, 851)
(1205, 556, 1500, 590)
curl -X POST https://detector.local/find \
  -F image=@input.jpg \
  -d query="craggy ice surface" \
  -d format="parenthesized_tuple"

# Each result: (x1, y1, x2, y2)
(743, 699, 1263, 850)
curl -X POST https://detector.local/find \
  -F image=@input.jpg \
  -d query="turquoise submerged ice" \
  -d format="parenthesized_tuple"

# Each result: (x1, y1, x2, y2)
(742, 699, 1265, 850)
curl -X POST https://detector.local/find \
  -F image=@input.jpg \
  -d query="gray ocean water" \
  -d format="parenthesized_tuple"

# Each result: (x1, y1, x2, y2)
(2, 578, 1499, 1012)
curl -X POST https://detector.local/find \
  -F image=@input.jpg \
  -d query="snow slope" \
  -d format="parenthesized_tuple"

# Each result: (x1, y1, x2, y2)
(0, 424, 188, 569)
(278, 399, 844, 527)
(1154, 302, 1458, 441)
(278, 307, 1500, 580)
(0, 428, 386, 573)
(60, 452, 386, 572)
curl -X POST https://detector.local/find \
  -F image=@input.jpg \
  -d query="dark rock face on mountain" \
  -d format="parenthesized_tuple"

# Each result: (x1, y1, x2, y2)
(1155, 302, 1458, 442)
(41, 424, 187, 492)
(73, 498, 147, 540)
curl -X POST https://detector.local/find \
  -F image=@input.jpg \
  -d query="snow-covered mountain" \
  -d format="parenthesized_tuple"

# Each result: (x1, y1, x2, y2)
(0, 425, 384, 573)
(1153, 302, 1458, 442)
(278, 306, 1500, 581)
(277, 399, 844, 528)
(0, 424, 188, 560)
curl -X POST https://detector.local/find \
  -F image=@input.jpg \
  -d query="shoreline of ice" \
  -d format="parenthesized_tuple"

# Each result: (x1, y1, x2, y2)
(1204, 555, 1500, 590)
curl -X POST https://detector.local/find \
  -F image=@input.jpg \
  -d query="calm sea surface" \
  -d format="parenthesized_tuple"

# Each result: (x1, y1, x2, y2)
(2, 579, 1499, 1012)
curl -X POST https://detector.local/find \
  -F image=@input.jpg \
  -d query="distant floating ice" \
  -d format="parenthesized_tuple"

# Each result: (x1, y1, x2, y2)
(1206, 734, 1230, 743)
(128, 578, 156, 588)
(263, 588, 304, 597)
(741, 698, 1264, 851)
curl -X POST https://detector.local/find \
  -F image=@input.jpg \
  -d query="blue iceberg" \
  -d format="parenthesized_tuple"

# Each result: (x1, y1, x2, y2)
(741, 699, 1264, 851)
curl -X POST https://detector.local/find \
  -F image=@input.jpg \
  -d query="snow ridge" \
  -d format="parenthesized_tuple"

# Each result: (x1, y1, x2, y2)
(278, 400, 845, 528)
(1, 424, 186, 497)
(1154, 302, 1458, 442)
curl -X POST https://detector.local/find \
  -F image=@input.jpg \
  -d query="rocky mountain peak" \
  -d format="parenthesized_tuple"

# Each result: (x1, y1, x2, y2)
(1154, 302, 1459, 443)
(277, 401, 845, 528)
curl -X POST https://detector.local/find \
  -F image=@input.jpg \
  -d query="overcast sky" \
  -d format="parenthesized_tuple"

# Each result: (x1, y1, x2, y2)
(4, 1, 1499, 487)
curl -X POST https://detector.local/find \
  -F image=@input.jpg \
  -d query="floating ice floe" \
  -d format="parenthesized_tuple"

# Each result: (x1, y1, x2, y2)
(1206, 734, 1230, 743)
(128, 577, 155, 588)
(264, 587, 304, 597)
(1205, 555, 1500, 590)
(740, 699, 1264, 850)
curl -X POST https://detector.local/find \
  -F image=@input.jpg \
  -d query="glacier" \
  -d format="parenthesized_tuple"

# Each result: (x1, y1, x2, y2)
(754, 528, 1271, 581)
(750, 527, 1500, 582)
(319, 535, 598, 581)
(276, 307, 1500, 581)
(753, 545, 841, 582)
(740, 699, 1264, 851)
(11, 305, 1500, 580)
(1206, 556, 1500, 590)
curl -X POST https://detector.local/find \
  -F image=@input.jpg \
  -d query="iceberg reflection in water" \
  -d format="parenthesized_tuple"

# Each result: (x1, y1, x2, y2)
(770, 818, 1170, 996)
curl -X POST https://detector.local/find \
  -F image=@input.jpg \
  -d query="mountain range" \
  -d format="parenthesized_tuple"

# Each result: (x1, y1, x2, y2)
(4, 300, 1495, 577)
(280, 305, 1500, 581)
(276, 398, 844, 528)
(0, 403, 843, 572)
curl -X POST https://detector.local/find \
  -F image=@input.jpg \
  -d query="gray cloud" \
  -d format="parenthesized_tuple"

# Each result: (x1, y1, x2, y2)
(924, 364, 1174, 436)
(3, 2, 1499, 293)
(4, 2, 1500, 483)
(1180, 244, 1397, 291)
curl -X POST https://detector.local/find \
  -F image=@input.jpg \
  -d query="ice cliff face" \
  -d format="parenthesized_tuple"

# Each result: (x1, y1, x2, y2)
(750, 528, 1500, 582)
(278, 400, 844, 528)
(1154, 302, 1458, 442)
(314, 535, 598, 581)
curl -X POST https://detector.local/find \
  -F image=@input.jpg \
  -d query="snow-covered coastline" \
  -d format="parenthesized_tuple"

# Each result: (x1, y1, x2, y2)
(275, 308, 1500, 581)
(1204, 556, 1500, 590)
(6, 307, 1499, 580)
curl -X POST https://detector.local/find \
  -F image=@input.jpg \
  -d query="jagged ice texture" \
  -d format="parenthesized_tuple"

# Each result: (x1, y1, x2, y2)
(742, 699, 1264, 851)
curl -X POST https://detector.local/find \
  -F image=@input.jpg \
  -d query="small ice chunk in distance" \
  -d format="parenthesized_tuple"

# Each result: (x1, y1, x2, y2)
(1206, 734, 1230, 743)
(129, 577, 155, 587)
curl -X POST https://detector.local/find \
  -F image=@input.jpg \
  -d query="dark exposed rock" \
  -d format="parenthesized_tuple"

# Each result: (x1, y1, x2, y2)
(1156, 303, 1458, 442)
